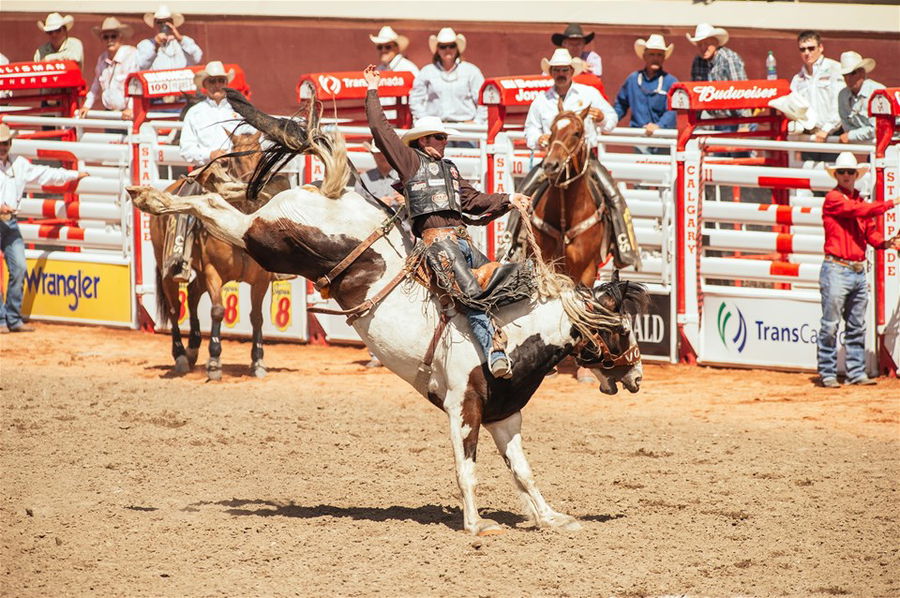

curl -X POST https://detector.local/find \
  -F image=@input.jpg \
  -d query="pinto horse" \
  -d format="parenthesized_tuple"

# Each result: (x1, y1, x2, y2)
(150, 132, 282, 380)
(127, 102, 648, 535)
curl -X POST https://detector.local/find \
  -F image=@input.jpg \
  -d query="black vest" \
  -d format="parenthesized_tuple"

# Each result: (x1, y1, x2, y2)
(402, 150, 463, 220)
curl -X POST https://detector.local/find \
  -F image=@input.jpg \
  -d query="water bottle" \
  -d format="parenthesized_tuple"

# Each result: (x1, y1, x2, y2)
(766, 51, 777, 80)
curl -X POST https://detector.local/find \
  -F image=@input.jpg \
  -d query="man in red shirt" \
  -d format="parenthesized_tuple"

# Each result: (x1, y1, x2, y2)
(818, 152, 900, 388)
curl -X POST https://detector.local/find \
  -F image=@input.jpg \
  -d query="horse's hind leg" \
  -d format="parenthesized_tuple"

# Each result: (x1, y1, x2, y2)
(248, 273, 268, 378)
(202, 265, 225, 381)
(484, 410, 581, 531)
(185, 276, 204, 367)
(160, 271, 190, 375)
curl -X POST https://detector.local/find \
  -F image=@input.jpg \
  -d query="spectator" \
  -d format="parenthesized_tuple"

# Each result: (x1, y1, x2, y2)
(179, 61, 255, 166)
(136, 5, 203, 71)
(77, 17, 139, 120)
(34, 12, 83, 71)
(837, 51, 884, 144)
(551, 24, 602, 76)
(0, 124, 88, 334)
(410, 27, 486, 125)
(817, 152, 900, 387)
(790, 31, 843, 146)
(370, 26, 418, 74)
(688, 23, 745, 84)
(614, 33, 678, 152)
(524, 49, 617, 151)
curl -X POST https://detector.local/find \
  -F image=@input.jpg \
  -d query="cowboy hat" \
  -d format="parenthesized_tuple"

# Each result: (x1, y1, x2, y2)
(825, 152, 870, 178)
(37, 13, 74, 33)
(429, 27, 467, 55)
(143, 5, 185, 28)
(551, 24, 595, 47)
(91, 17, 134, 39)
(400, 116, 460, 146)
(634, 34, 674, 60)
(193, 61, 236, 89)
(686, 23, 729, 46)
(839, 51, 876, 76)
(540, 48, 584, 77)
(369, 26, 410, 53)
(768, 92, 816, 131)
(0, 124, 17, 143)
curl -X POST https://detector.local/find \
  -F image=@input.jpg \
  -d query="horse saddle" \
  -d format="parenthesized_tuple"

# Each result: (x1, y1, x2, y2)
(162, 178, 204, 282)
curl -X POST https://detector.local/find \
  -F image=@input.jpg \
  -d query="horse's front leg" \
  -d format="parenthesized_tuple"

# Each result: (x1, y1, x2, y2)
(485, 410, 581, 531)
(160, 271, 190, 375)
(248, 272, 268, 378)
(202, 265, 225, 381)
(444, 388, 501, 536)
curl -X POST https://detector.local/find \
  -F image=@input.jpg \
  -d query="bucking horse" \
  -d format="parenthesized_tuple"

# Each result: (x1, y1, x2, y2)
(128, 90, 649, 535)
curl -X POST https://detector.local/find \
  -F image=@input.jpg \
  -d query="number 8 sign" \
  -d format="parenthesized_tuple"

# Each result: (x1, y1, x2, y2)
(270, 281, 292, 331)
(221, 281, 240, 328)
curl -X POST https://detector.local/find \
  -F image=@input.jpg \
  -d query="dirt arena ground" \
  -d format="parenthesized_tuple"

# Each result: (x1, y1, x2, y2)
(1, 323, 898, 598)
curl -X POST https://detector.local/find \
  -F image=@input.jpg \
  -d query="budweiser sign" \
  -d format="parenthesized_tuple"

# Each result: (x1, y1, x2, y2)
(694, 84, 781, 102)
(668, 80, 791, 111)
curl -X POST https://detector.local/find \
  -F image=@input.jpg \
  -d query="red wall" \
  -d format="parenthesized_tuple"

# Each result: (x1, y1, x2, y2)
(2, 13, 898, 115)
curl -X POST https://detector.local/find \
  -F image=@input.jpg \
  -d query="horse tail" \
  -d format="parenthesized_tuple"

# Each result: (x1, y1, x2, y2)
(312, 126, 350, 199)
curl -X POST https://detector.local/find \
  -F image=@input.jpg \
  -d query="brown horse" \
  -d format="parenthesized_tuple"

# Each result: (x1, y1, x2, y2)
(150, 132, 282, 380)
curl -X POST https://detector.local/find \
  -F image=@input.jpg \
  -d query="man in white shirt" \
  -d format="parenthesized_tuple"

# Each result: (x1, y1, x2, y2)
(0, 124, 87, 333)
(370, 26, 419, 74)
(136, 5, 203, 71)
(790, 30, 844, 159)
(77, 17, 139, 120)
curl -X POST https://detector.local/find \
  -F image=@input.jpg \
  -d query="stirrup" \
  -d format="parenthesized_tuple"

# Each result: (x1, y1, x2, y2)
(489, 354, 513, 379)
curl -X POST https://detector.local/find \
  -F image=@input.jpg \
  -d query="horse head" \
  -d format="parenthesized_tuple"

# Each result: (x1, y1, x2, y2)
(225, 129, 263, 182)
(572, 270, 649, 394)
(543, 101, 591, 185)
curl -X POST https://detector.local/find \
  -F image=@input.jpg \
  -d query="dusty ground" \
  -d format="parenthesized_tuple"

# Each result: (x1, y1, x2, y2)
(1, 322, 898, 598)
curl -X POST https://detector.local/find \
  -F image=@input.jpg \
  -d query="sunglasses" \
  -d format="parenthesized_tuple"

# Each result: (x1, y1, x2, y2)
(427, 134, 448, 141)
(835, 169, 857, 175)
(437, 43, 457, 50)
(47, 28, 66, 34)
(375, 43, 397, 51)
(101, 33, 120, 40)
(799, 45, 818, 53)
(205, 77, 228, 85)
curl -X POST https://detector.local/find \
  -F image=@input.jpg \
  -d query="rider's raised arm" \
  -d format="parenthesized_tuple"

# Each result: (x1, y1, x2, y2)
(364, 65, 420, 180)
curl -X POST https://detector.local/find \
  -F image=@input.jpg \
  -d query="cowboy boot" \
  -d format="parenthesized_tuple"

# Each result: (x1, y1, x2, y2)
(589, 159, 642, 270)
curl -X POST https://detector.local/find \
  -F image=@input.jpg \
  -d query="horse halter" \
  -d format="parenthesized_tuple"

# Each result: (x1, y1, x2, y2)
(573, 328, 641, 369)
(545, 111, 590, 189)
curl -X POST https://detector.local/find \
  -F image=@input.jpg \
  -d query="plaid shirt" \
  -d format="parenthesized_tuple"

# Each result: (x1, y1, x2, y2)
(691, 46, 748, 118)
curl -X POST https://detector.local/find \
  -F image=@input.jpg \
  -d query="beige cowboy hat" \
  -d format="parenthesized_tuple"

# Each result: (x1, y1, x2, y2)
(839, 51, 876, 76)
(400, 116, 460, 146)
(551, 23, 595, 47)
(37, 12, 74, 32)
(193, 61, 236, 90)
(541, 48, 584, 77)
(369, 26, 409, 53)
(634, 34, 674, 60)
(429, 27, 467, 55)
(826, 152, 870, 178)
(686, 23, 729, 46)
(92, 17, 134, 39)
(768, 92, 816, 131)
(0, 124, 17, 143)
(143, 5, 185, 28)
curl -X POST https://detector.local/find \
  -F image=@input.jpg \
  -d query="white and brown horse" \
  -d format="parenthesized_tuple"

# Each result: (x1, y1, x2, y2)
(128, 108, 647, 535)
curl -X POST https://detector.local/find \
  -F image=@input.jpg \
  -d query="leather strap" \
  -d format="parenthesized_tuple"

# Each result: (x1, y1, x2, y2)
(314, 226, 387, 291)
(308, 265, 410, 325)
(422, 311, 451, 370)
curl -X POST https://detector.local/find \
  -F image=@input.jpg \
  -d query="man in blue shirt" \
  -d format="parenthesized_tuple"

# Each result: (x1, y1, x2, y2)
(614, 34, 678, 154)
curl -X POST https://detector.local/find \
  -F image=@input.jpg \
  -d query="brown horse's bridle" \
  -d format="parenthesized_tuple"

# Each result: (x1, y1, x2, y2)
(545, 111, 591, 190)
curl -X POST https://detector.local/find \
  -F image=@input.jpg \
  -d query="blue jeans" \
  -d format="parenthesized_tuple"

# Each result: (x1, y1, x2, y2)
(817, 260, 868, 382)
(0, 219, 27, 328)
(456, 239, 504, 364)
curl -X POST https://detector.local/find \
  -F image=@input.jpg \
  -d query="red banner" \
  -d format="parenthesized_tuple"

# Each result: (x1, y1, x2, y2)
(297, 71, 415, 102)
(479, 74, 606, 107)
(869, 87, 900, 117)
(668, 80, 791, 112)
(0, 60, 85, 92)
(126, 64, 250, 99)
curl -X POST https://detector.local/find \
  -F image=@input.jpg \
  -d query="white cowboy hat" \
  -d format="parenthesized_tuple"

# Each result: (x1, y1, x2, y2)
(634, 34, 674, 60)
(540, 48, 584, 77)
(143, 5, 185, 28)
(91, 17, 134, 40)
(428, 27, 467, 55)
(839, 51, 876, 76)
(0, 123, 17, 143)
(37, 13, 74, 32)
(768, 92, 816, 131)
(686, 23, 729, 46)
(369, 26, 410, 53)
(400, 116, 460, 146)
(825, 152, 870, 179)
(193, 61, 235, 90)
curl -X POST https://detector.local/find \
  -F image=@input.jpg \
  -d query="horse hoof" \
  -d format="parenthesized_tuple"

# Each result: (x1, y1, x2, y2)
(207, 368, 222, 381)
(173, 355, 190, 375)
(545, 513, 582, 531)
(474, 518, 504, 536)
(186, 348, 199, 367)
(577, 375, 594, 385)
(251, 366, 266, 379)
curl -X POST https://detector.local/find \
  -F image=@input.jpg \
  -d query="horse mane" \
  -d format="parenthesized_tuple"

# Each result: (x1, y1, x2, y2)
(223, 88, 350, 200)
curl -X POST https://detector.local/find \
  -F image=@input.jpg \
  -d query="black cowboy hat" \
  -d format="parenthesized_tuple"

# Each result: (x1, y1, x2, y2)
(551, 23, 595, 46)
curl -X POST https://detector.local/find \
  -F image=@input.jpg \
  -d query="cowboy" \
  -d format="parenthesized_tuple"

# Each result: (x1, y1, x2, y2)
(77, 17, 139, 120)
(136, 5, 203, 71)
(370, 26, 418, 74)
(837, 51, 884, 144)
(520, 50, 639, 269)
(0, 124, 88, 333)
(363, 64, 532, 379)
(790, 31, 843, 149)
(614, 34, 678, 150)
(551, 23, 602, 76)
(34, 12, 84, 70)
(817, 153, 900, 387)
